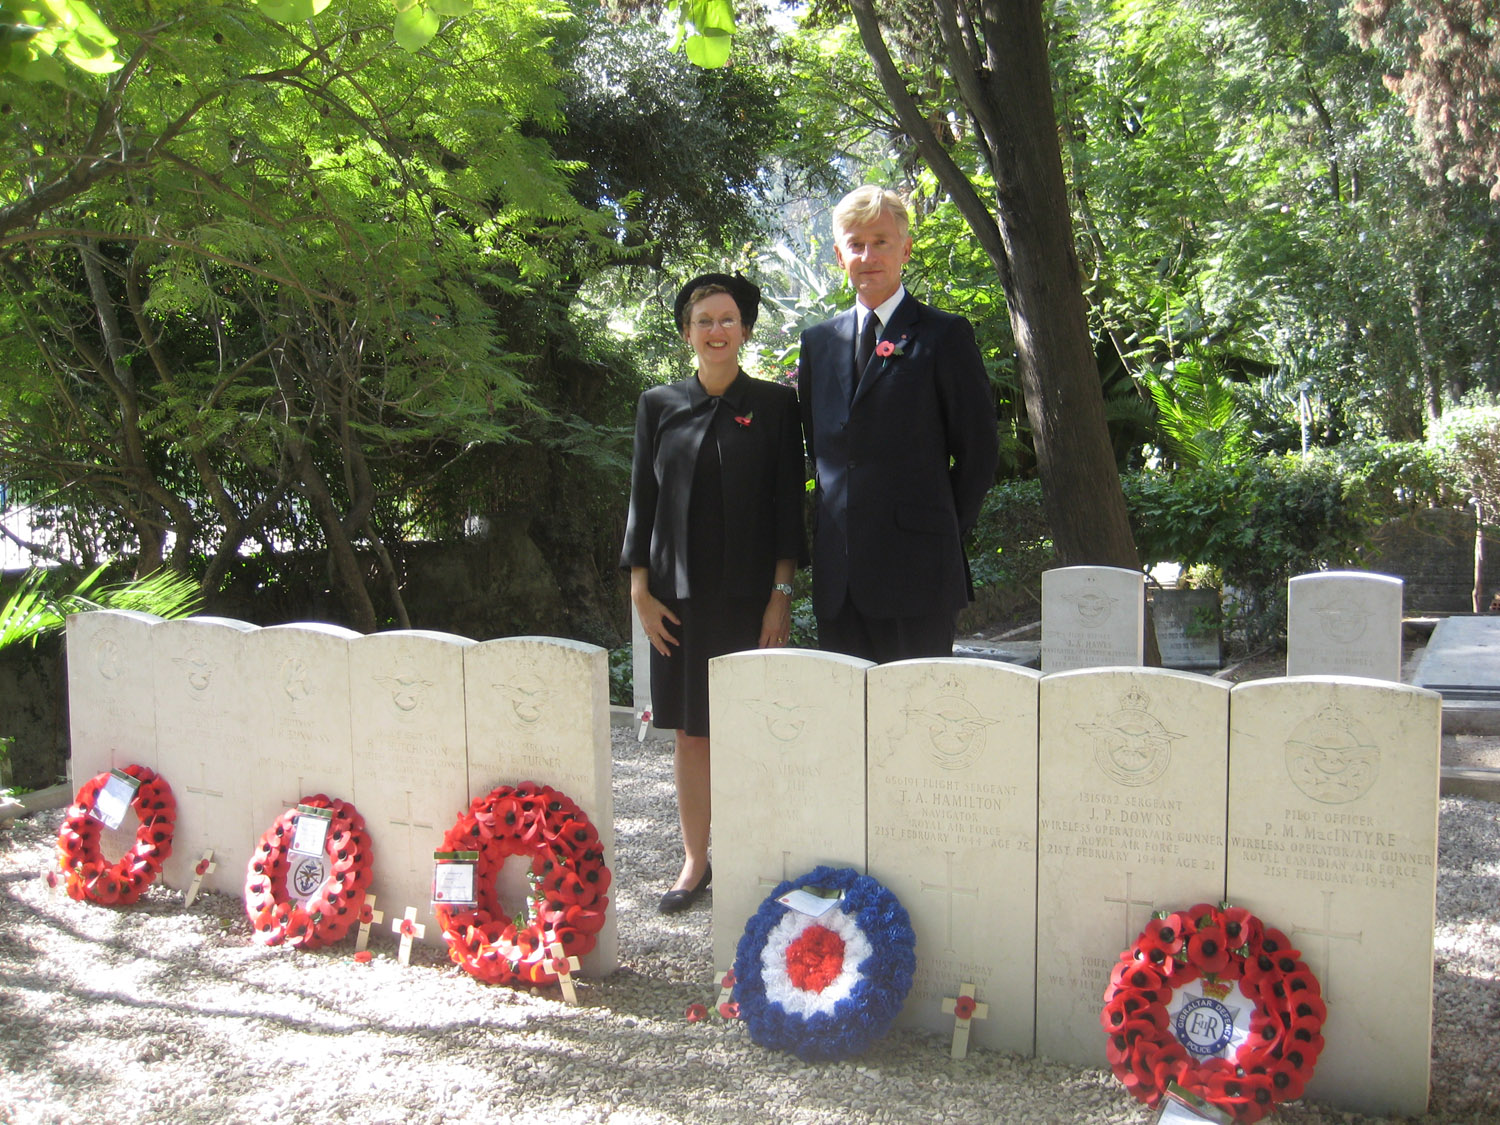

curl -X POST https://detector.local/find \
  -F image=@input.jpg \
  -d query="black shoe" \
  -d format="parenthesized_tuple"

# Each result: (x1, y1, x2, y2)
(658, 863, 712, 914)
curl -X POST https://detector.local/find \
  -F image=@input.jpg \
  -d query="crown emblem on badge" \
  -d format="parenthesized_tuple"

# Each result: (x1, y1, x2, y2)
(1200, 978, 1233, 1001)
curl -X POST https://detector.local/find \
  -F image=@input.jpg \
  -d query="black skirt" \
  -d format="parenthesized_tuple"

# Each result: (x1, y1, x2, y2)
(648, 594, 764, 737)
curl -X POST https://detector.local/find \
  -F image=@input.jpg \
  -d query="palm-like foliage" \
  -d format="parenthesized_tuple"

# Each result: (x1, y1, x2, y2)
(0, 566, 202, 650)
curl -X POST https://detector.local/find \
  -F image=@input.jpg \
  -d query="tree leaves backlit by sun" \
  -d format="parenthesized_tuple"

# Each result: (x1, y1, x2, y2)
(1, 0, 487, 84)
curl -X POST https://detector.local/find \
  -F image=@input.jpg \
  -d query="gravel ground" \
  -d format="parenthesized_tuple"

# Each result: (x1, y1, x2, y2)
(2, 727, 1498, 1125)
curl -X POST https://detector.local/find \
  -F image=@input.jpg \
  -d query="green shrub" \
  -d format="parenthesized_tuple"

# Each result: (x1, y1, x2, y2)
(1123, 442, 1445, 643)
(969, 479, 1055, 591)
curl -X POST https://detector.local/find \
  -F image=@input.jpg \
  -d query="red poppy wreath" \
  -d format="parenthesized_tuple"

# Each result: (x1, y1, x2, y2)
(1101, 902, 1326, 1124)
(434, 782, 611, 987)
(56, 765, 176, 905)
(245, 795, 374, 948)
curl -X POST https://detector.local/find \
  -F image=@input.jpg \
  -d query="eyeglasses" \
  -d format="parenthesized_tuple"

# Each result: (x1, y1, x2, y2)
(690, 316, 742, 331)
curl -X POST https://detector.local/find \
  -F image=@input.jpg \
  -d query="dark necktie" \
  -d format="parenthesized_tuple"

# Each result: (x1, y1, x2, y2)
(855, 313, 879, 385)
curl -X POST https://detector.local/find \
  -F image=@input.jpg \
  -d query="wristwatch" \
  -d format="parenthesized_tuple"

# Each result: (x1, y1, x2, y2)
(772, 583, 795, 596)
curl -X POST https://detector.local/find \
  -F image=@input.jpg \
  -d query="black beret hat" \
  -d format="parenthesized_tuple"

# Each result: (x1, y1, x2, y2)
(673, 272, 761, 330)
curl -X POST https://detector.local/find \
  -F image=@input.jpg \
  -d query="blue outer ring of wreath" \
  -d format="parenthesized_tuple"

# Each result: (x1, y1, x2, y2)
(732, 864, 916, 1062)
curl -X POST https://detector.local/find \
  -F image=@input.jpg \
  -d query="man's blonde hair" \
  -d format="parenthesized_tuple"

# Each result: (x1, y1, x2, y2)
(832, 185, 910, 239)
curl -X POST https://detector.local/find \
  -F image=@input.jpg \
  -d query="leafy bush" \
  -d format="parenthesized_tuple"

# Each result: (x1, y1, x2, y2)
(969, 480, 1055, 591)
(1123, 442, 1445, 643)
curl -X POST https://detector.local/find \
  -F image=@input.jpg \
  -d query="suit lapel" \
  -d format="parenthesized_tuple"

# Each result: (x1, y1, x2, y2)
(830, 308, 858, 407)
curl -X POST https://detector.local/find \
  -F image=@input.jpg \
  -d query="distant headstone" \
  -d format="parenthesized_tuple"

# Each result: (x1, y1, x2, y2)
(1226, 677, 1440, 1117)
(1041, 566, 1146, 672)
(866, 658, 1041, 1055)
(464, 636, 617, 975)
(243, 623, 358, 837)
(1411, 614, 1500, 702)
(350, 630, 473, 943)
(1286, 571, 1403, 681)
(707, 649, 872, 973)
(152, 617, 259, 894)
(1150, 588, 1222, 671)
(1035, 667, 1230, 1066)
(631, 611, 654, 734)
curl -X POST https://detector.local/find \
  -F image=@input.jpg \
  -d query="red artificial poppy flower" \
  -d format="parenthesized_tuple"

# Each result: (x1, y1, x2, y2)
(1266, 1057, 1307, 1101)
(719, 969, 736, 989)
(353, 949, 374, 964)
(400, 919, 416, 938)
(1219, 907, 1262, 951)
(1187, 926, 1231, 974)
(718, 1001, 740, 1019)
(954, 995, 977, 1020)
(685, 1003, 707, 1023)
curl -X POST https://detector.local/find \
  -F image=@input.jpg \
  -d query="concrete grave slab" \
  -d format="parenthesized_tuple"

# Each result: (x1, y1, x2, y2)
(1036, 667, 1230, 1066)
(867, 658, 1042, 1055)
(708, 649, 872, 973)
(350, 630, 474, 944)
(1286, 571, 1403, 682)
(1227, 676, 1440, 1117)
(152, 617, 259, 894)
(243, 623, 358, 838)
(1041, 566, 1146, 673)
(465, 636, 617, 975)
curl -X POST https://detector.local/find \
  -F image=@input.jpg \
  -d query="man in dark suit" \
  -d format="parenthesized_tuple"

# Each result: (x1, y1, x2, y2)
(798, 185, 999, 663)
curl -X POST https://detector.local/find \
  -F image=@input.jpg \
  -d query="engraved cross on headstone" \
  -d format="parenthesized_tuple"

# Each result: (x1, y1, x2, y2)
(756, 849, 794, 892)
(387, 791, 435, 874)
(921, 851, 980, 953)
(1104, 870, 1156, 948)
(1292, 889, 1363, 1002)
(186, 760, 226, 805)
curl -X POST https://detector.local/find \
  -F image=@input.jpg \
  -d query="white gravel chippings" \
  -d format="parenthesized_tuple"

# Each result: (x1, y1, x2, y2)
(2, 727, 1498, 1124)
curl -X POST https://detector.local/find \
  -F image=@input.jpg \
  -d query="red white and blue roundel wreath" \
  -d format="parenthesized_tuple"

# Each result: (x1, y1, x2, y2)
(434, 781, 611, 987)
(245, 795, 374, 948)
(56, 765, 175, 905)
(1101, 902, 1326, 1124)
(732, 865, 915, 1062)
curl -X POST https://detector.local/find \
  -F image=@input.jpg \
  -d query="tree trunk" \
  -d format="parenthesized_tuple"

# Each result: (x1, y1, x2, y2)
(848, 0, 1141, 575)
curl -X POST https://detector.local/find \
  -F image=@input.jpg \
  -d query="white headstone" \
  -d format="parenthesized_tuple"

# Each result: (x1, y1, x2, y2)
(867, 658, 1042, 1054)
(152, 616, 259, 894)
(1035, 667, 1230, 1066)
(66, 610, 161, 787)
(1041, 566, 1146, 672)
(1226, 677, 1440, 1117)
(465, 636, 617, 975)
(1286, 571, 1404, 682)
(242, 623, 358, 836)
(350, 630, 474, 943)
(65, 610, 162, 869)
(707, 649, 872, 972)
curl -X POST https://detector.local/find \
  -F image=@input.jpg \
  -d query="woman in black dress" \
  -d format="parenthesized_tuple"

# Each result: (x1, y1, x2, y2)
(620, 273, 806, 913)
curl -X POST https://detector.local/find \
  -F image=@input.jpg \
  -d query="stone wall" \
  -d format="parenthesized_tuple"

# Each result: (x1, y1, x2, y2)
(0, 635, 66, 790)
(1363, 507, 1492, 613)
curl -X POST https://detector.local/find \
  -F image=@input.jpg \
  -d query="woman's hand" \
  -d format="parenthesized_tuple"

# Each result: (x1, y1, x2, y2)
(759, 581, 793, 648)
(631, 570, 680, 656)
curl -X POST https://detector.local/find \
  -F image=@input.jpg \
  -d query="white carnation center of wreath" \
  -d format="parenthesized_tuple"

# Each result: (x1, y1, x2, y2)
(759, 907, 874, 1018)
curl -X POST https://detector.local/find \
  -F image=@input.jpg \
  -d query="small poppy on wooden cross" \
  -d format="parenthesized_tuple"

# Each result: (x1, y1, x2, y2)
(940, 983, 989, 1059)
(391, 906, 426, 966)
(185, 849, 216, 907)
(548, 941, 582, 1004)
(355, 893, 384, 954)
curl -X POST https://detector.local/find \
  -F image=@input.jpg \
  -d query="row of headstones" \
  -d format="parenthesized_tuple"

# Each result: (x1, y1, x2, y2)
(1043, 566, 1405, 679)
(64, 612, 618, 975)
(708, 651, 1439, 1119)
